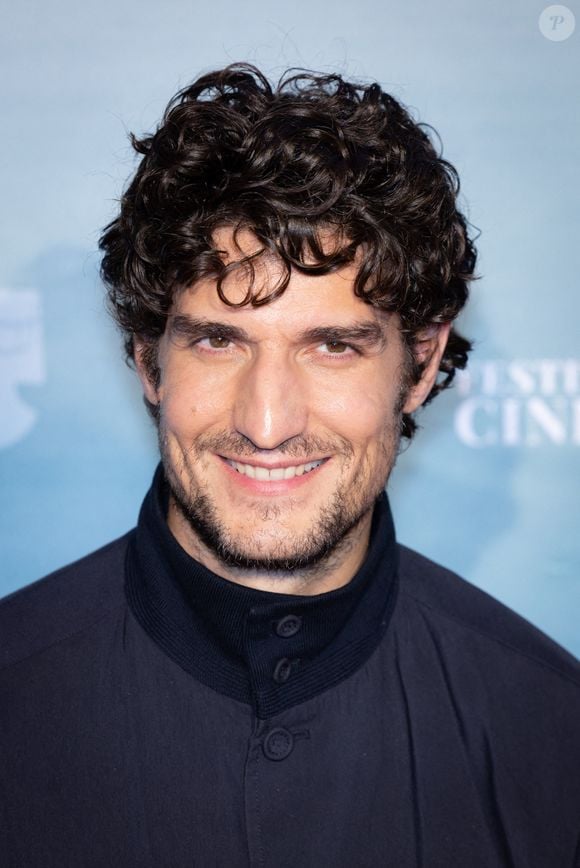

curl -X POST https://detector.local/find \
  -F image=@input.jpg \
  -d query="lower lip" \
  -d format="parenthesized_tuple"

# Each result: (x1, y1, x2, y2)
(218, 457, 328, 495)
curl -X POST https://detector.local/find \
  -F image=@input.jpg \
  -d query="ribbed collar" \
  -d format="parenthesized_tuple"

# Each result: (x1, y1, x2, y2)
(125, 464, 399, 718)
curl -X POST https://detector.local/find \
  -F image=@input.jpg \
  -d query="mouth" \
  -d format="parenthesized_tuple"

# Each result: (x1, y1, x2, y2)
(223, 458, 326, 481)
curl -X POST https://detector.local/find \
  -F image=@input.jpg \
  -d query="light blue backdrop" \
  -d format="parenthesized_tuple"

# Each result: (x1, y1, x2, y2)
(1, 0, 578, 656)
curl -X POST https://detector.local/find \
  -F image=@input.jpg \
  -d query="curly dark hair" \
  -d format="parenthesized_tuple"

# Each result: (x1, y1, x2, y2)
(99, 63, 477, 438)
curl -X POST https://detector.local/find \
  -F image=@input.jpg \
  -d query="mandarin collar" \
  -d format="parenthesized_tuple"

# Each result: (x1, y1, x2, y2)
(125, 464, 399, 718)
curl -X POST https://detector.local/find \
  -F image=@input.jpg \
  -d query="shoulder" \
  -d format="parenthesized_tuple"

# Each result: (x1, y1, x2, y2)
(0, 532, 133, 672)
(396, 544, 580, 688)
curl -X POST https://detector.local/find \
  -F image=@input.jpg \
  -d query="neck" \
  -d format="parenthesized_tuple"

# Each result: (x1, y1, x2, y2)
(166, 495, 374, 595)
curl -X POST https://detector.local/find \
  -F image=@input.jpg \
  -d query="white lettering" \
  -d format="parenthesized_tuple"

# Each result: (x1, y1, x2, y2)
(502, 399, 520, 445)
(507, 362, 535, 396)
(453, 359, 580, 447)
(454, 398, 498, 447)
(563, 360, 580, 395)
(536, 360, 559, 396)
(526, 398, 567, 445)
(481, 361, 499, 396)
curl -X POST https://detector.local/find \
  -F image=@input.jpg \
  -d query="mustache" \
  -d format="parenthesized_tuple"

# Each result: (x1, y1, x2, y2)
(165, 430, 354, 460)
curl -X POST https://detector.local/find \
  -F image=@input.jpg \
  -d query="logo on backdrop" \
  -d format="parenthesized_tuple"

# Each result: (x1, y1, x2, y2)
(0, 289, 45, 449)
(454, 359, 580, 447)
(539, 5, 576, 41)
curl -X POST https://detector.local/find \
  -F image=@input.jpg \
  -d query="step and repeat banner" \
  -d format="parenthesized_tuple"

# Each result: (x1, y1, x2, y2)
(1, 0, 578, 656)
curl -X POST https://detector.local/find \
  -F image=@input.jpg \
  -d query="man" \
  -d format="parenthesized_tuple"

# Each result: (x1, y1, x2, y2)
(1, 64, 579, 868)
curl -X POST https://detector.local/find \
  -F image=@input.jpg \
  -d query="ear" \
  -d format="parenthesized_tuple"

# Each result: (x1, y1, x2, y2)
(402, 323, 451, 414)
(133, 337, 161, 405)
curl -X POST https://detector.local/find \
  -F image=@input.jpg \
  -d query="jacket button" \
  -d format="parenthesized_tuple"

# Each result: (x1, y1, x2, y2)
(273, 657, 294, 683)
(275, 615, 303, 637)
(263, 727, 294, 761)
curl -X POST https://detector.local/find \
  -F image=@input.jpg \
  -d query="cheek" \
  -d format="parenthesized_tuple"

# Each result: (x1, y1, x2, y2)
(312, 379, 400, 447)
(158, 364, 234, 437)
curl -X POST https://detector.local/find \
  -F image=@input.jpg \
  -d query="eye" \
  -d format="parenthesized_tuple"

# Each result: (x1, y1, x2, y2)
(323, 341, 351, 354)
(203, 335, 231, 349)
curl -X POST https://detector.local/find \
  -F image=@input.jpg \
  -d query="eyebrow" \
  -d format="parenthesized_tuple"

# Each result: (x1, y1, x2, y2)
(169, 315, 249, 344)
(299, 323, 387, 350)
(169, 314, 388, 350)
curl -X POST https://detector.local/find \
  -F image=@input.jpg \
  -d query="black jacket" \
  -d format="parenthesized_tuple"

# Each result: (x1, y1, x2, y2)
(1, 468, 579, 867)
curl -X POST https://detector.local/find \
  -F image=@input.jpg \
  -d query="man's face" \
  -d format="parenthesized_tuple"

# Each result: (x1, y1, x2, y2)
(137, 230, 445, 590)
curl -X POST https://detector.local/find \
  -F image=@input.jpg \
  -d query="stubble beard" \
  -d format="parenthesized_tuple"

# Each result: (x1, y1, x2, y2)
(159, 419, 403, 578)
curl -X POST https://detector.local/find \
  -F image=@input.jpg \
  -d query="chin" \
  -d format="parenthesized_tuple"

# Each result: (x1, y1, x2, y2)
(171, 474, 373, 573)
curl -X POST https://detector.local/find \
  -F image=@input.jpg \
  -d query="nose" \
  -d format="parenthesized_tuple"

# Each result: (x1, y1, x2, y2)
(233, 350, 308, 450)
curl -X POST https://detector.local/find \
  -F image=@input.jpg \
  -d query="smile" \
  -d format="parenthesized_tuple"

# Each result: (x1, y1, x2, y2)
(224, 459, 325, 481)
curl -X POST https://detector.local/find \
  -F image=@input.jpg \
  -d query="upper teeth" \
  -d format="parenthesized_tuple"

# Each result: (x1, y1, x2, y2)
(226, 459, 324, 480)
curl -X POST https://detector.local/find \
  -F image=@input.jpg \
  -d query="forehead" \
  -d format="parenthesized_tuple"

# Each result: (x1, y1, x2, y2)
(172, 226, 394, 334)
